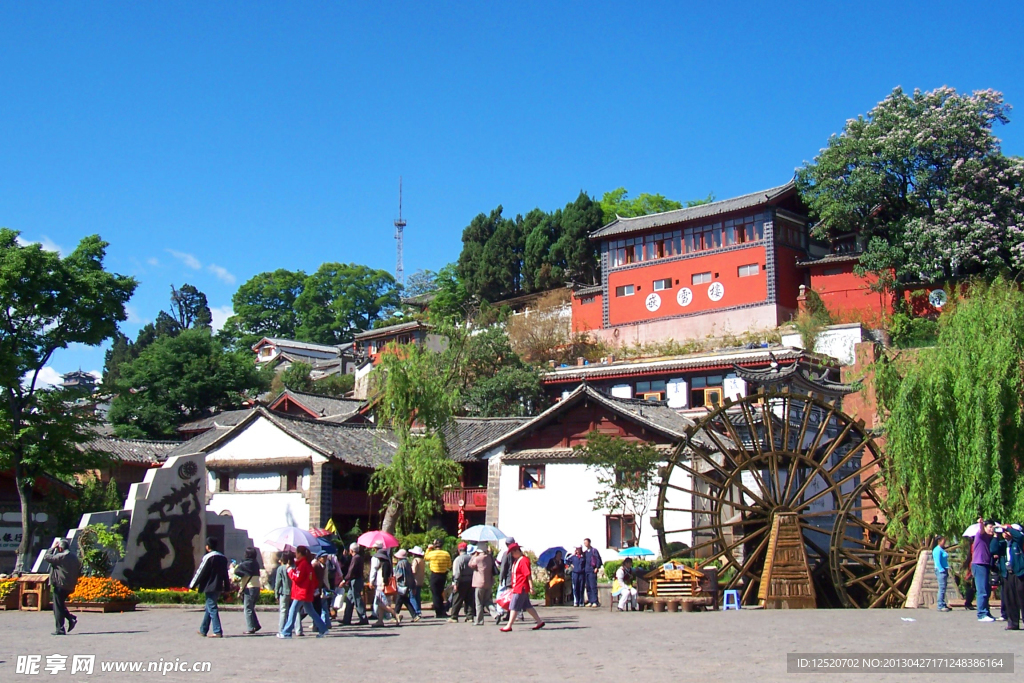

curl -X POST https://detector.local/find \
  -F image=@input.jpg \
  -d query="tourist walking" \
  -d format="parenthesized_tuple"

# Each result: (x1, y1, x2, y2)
(392, 549, 421, 621)
(566, 545, 586, 607)
(278, 546, 328, 638)
(409, 546, 426, 617)
(43, 538, 81, 636)
(495, 536, 517, 624)
(932, 537, 951, 612)
(424, 540, 452, 618)
(499, 542, 545, 632)
(972, 518, 997, 622)
(582, 538, 603, 607)
(469, 544, 496, 625)
(341, 543, 369, 626)
(448, 542, 476, 623)
(189, 537, 231, 638)
(369, 541, 401, 627)
(274, 552, 303, 636)
(235, 547, 263, 633)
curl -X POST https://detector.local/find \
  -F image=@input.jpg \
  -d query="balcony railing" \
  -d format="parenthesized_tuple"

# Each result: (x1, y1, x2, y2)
(442, 487, 487, 512)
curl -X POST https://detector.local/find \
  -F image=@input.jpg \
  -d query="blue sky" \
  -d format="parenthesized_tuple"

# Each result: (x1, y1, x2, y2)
(3, 1, 1022, 382)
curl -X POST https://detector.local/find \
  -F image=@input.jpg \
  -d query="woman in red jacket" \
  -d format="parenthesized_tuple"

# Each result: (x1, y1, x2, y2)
(277, 546, 328, 638)
(500, 543, 545, 632)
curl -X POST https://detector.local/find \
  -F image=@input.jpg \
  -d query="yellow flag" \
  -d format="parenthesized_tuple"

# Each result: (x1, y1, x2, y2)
(324, 518, 338, 534)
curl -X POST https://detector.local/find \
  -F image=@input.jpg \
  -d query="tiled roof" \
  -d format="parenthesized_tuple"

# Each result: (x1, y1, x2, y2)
(177, 408, 256, 433)
(572, 284, 603, 297)
(796, 253, 862, 267)
(169, 407, 396, 469)
(251, 337, 345, 354)
(470, 384, 718, 457)
(402, 292, 436, 307)
(81, 437, 179, 464)
(353, 320, 428, 341)
(442, 417, 532, 462)
(542, 346, 821, 384)
(591, 181, 796, 239)
(270, 390, 364, 422)
(502, 443, 674, 464)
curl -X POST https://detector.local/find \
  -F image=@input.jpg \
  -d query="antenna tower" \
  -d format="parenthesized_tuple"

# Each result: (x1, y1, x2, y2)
(394, 177, 407, 287)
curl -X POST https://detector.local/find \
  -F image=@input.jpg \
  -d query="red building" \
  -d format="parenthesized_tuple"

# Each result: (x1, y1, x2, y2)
(573, 181, 814, 344)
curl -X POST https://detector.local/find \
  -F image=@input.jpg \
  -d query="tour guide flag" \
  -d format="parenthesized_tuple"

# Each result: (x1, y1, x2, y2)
(324, 518, 338, 535)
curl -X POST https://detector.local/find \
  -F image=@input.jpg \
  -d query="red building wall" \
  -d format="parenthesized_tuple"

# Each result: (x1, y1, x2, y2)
(807, 263, 893, 326)
(605, 244, 768, 326)
(775, 245, 807, 314)
(572, 293, 603, 333)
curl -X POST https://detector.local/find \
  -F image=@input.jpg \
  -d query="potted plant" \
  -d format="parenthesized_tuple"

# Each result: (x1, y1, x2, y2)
(67, 577, 138, 613)
(0, 578, 18, 610)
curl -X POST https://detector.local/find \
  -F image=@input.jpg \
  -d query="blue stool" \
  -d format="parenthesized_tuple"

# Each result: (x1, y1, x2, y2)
(722, 590, 741, 610)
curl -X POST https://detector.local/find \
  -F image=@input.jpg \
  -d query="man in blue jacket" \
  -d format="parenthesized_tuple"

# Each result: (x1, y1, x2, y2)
(566, 546, 586, 607)
(991, 525, 1024, 631)
(582, 538, 603, 608)
(189, 537, 231, 638)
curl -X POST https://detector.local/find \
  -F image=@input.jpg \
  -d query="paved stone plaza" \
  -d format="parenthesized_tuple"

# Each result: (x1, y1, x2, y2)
(2, 605, 1023, 681)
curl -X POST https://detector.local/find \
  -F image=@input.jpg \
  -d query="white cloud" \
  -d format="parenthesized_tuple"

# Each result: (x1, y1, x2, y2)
(88, 370, 102, 381)
(35, 367, 64, 387)
(207, 263, 236, 285)
(166, 249, 202, 270)
(146, 257, 160, 267)
(210, 305, 233, 332)
(16, 234, 65, 255)
(125, 305, 149, 325)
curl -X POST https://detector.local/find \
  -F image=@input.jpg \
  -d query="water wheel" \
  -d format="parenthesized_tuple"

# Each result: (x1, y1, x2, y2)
(652, 388, 917, 607)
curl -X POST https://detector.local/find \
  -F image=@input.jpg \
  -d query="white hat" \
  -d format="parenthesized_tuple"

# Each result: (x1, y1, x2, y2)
(409, 546, 424, 556)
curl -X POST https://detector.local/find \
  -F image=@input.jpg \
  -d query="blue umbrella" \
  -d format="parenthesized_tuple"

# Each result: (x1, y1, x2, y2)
(538, 546, 566, 567)
(618, 546, 655, 558)
(317, 537, 337, 554)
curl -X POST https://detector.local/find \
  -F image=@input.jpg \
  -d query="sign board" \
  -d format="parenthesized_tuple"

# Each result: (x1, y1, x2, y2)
(676, 287, 693, 307)
(645, 292, 661, 312)
(707, 281, 725, 302)
(0, 527, 25, 551)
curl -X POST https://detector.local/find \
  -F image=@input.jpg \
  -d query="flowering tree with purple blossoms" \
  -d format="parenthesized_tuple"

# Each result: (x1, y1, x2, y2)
(797, 86, 1024, 288)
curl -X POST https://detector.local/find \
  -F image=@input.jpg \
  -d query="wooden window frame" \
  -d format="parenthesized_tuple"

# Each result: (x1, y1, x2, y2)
(606, 514, 637, 550)
(519, 465, 545, 490)
(286, 470, 299, 492)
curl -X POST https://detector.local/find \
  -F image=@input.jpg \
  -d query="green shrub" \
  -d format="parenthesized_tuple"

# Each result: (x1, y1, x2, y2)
(603, 559, 654, 581)
(397, 527, 461, 559)
(135, 589, 275, 605)
(889, 312, 939, 348)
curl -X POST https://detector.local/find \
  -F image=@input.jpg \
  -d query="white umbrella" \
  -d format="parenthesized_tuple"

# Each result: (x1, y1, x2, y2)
(264, 526, 322, 551)
(461, 525, 507, 542)
(962, 523, 981, 538)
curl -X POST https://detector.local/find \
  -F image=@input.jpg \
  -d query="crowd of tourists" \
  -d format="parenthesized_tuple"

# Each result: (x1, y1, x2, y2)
(937, 517, 1024, 630)
(185, 534, 546, 638)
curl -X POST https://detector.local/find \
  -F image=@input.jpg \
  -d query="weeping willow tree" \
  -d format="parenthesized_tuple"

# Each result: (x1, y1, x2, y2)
(369, 327, 465, 534)
(878, 278, 1024, 539)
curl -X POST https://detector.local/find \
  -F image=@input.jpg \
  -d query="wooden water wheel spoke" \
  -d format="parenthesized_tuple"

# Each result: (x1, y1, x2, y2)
(657, 390, 924, 609)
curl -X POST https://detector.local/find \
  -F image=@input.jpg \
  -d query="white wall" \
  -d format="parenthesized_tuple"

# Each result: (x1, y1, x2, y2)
(209, 416, 326, 466)
(498, 462, 662, 564)
(782, 323, 863, 366)
(208, 492, 309, 554)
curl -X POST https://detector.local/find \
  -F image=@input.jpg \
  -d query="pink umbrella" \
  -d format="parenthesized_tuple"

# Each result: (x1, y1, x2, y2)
(357, 530, 400, 548)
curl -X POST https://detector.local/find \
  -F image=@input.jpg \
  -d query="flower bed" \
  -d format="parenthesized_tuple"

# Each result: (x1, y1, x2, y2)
(135, 588, 276, 605)
(68, 577, 137, 604)
(0, 579, 18, 610)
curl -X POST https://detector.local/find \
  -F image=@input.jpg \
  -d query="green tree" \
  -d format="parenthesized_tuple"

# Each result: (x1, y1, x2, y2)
(599, 188, 685, 222)
(315, 372, 355, 397)
(877, 279, 1024, 540)
(573, 432, 661, 543)
(221, 269, 306, 349)
(457, 207, 504, 301)
(295, 263, 401, 344)
(168, 284, 212, 330)
(108, 328, 268, 438)
(553, 192, 604, 285)
(459, 326, 545, 417)
(523, 210, 563, 292)
(279, 361, 315, 393)
(797, 86, 1024, 287)
(0, 229, 136, 571)
(45, 473, 124, 538)
(404, 269, 438, 298)
(370, 328, 464, 533)
(428, 264, 471, 324)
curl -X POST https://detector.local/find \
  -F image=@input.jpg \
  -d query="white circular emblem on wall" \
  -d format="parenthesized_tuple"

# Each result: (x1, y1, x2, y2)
(676, 287, 693, 307)
(707, 281, 725, 302)
(645, 293, 661, 312)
